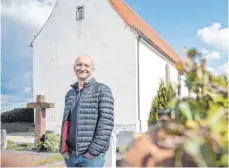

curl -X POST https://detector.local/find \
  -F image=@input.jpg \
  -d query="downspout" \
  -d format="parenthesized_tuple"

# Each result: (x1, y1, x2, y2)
(137, 34, 142, 132)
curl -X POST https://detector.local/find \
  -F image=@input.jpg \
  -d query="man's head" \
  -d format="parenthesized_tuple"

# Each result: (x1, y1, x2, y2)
(74, 55, 95, 81)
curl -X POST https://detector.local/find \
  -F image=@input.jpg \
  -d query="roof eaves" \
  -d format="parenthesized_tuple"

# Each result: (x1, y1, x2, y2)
(30, 0, 60, 47)
(131, 25, 176, 64)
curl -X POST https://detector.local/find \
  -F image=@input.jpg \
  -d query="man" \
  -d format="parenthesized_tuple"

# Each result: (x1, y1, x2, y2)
(59, 56, 114, 167)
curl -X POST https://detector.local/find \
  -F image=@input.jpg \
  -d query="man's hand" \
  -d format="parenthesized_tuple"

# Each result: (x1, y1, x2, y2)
(62, 152, 70, 160)
(84, 152, 96, 159)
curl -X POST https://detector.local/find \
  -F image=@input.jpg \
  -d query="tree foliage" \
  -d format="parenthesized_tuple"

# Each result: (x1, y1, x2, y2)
(1, 108, 34, 123)
(148, 80, 176, 125)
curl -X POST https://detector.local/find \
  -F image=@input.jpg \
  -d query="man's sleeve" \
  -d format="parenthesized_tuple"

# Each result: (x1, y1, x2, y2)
(87, 85, 114, 156)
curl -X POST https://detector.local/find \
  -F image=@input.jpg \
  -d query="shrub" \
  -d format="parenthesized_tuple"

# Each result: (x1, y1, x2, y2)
(125, 48, 228, 167)
(148, 80, 176, 125)
(165, 48, 228, 167)
(38, 133, 60, 152)
(6, 140, 20, 149)
(1, 108, 34, 123)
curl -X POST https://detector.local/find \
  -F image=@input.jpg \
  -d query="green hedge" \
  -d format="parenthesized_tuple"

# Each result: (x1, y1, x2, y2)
(1, 108, 34, 123)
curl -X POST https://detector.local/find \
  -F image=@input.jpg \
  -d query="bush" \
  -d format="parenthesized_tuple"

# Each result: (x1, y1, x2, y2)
(1, 108, 34, 123)
(6, 140, 20, 149)
(125, 48, 228, 167)
(38, 133, 60, 152)
(148, 80, 176, 125)
(165, 48, 228, 167)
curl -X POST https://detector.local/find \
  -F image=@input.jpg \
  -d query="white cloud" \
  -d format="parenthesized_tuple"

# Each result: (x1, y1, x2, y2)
(201, 49, 221, 60)
(1, 0, 54, 29)
(1, 95, 9, 106)
(24, 87, 32, 93)
(207, 51, 221, 59)
(217, 62, 228, 75)
(208, 62, 228, 76)
(207, 67, 216, 73)
(27, 98, 34, 102)
(1, 94, 31, 113)
(1, 0, 56, 113)
(197, 23, 229, 52)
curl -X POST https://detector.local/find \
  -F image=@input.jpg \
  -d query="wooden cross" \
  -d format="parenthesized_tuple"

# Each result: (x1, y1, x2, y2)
(27, 95, 55, 148)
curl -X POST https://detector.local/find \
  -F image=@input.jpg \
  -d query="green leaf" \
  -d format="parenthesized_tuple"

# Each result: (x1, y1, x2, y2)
(174, 147, 183, 167)
(216, 75, 228, 87)
(220, 154, 228, 167)
(194, 111, 201, 120)
(168, 97, 178, 110)
(199, 140, 216, 166)
(184, 137, 207, 167)
(178, 102, 193, 120)
(208, 107, 226, 126)
(187, 48, 201, 58)
(205, 90, 225, 103)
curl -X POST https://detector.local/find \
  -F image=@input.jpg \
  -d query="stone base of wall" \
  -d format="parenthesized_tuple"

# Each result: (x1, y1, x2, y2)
(1, 122, 34, 133)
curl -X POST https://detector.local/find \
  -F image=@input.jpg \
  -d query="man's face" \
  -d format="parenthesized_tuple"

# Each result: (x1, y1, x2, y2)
(74, 56, 94, 81)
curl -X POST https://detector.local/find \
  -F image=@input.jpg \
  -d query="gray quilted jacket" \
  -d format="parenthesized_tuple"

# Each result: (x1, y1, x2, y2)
(59, 78, 114, 156)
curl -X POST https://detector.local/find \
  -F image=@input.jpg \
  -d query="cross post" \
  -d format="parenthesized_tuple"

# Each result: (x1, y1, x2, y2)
(27, 95, 55, 148)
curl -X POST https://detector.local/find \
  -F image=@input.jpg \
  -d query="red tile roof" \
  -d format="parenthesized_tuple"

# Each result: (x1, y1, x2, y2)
(110, 0, 188, 72)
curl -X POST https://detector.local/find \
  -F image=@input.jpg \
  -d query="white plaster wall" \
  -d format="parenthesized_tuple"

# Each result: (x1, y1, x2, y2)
(139, 39, 179, 132)
(180, 75, 189, 97)
(33, 0, 137, 133)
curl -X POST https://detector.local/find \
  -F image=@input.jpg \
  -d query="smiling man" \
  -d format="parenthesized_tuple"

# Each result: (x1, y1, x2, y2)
(59, 56, 114, 167)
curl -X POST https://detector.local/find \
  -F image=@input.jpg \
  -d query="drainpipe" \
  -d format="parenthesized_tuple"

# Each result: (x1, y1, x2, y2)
(137, 34, 142, 132)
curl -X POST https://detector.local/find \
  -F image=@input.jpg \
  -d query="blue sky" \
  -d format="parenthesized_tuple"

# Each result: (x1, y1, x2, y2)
(125, 0, 228, 66)
(1, 0, 228, 112)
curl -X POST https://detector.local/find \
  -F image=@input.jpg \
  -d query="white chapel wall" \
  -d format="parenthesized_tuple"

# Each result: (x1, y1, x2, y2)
(32, 0, 137, 133)
(138, 38, 179, 132)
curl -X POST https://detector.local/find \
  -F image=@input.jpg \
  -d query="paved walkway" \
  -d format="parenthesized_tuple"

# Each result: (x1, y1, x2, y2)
(1, 150, 65, 167)
(2, 132, 66, 167)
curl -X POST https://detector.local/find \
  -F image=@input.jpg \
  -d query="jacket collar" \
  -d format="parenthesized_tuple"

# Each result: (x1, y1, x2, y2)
(71, 77, 96, 90)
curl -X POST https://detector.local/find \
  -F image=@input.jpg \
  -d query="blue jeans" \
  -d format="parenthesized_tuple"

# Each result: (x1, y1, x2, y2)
(64, 152, 105, 167)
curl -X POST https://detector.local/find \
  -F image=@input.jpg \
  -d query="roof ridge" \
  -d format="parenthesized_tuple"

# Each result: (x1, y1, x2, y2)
(120, 0, 178, 54)
(110, 0, 188, 71)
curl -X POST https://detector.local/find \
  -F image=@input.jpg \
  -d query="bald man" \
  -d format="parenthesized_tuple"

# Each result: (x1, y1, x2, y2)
(59, 56, 114, 167)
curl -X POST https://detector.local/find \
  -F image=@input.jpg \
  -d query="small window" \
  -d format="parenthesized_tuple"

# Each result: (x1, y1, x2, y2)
(76, 6, 84, 20)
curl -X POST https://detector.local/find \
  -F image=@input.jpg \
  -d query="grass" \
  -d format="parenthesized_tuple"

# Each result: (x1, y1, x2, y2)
(38, 155, 64, 166)
(5, 140, 64, 166)
(6, 140, 34, 151)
